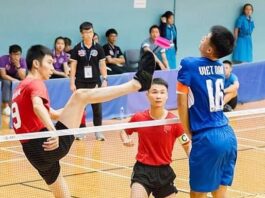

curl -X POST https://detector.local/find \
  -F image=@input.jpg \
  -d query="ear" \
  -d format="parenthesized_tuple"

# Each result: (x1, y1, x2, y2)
(32, 59, 40, 69)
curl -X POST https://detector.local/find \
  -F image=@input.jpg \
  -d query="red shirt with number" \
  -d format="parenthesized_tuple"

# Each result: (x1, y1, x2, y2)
(125, 110, 184, 166)
(12, 78, 50, 143)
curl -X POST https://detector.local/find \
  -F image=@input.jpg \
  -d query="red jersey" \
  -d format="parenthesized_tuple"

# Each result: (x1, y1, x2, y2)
(12, 78, 50, 143)
(125, 110, 184, 166)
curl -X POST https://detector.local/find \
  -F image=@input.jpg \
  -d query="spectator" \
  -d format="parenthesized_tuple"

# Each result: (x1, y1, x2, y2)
(51, 36, 70, 78)
(70, 21, 107, 141)
(93, 33, 99, 44)
(160, 11, 177, 69)
(0, 44, 26, 116)
(233, 3, 255, 63)
(140, 25, 169, 70)
(103, 28, 134, 75)
(64, 37, 72, 59)
(223, 60, 239, 112)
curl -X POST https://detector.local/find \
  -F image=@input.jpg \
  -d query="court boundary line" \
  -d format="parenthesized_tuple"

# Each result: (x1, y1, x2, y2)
(0, 146, 256, 196)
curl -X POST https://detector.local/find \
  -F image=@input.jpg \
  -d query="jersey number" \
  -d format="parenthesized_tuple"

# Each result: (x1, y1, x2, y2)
(11, 102, 21, 129)
(206, 79, 224, 112)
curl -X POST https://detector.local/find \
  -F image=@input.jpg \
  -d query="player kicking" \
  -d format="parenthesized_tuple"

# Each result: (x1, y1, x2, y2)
(177, 26, 237, 198)
(12, 45, 156, 198)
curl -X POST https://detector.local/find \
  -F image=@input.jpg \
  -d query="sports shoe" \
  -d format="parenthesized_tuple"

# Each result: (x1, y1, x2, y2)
(95, 132, 105, 141)
(2, 106, 11, 116)
(223, 104, 233, 112)
(134, 51, 156, 92)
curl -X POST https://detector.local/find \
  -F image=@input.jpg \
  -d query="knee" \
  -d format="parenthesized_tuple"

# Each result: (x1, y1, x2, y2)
(72, 89, 86, 103)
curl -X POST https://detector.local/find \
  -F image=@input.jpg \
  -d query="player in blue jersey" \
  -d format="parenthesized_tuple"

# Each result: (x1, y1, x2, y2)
(177, 26, 237, 198)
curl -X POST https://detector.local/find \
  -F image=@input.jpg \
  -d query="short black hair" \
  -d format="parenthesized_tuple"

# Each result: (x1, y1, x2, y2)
(162, 11, 174, 19)
(242, 3, 254, 14)
(54, 36, 65, 48)
(150, 78, 168, 90)
(64, 37, 72, 46)
(149, 25, 160, 34)
(223, 60, 232, 67)
(9, 44, 22, 54)
(79, 21, 93, 32)
(105, 28, 118, 37)
(209, 25, 234, 59)
(26, 45, 53, 71)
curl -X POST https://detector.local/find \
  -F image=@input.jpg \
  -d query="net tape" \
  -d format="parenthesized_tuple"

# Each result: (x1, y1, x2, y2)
(1, 108, 265, 142)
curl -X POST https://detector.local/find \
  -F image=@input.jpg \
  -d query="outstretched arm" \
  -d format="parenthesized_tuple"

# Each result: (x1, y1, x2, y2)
(120, 130, 134, 147)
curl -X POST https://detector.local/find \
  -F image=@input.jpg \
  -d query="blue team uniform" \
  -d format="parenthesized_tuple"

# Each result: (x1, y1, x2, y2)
(177, 57, 237, 192)
(225, 73, 238, 89)
(233, 15, 255, 62)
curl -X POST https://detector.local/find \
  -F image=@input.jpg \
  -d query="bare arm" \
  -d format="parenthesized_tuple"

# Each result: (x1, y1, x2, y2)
(99, 59, 108, 87)
(177, 93, 192, 139)
(224, 81, 239, 94)
(161, 52, 169, 70)
(53, 69, 68, 77)
(63, 62, 70, 76)
(0, 69, 19, 81)
(143, 47, 167, 70)
(70, 60, 77, 92)
(32, 96, 59, 151)
(120, 130, 134, 147)
(234, 28, 239, 41)
(106, 55, 125, 66)
(32, 96, 55, 131)
(17, 69, 26, 80)
(181, 142, 191, 157)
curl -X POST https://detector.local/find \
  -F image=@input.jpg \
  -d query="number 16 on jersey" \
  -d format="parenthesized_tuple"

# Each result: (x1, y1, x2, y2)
(206, 79, 224, 112)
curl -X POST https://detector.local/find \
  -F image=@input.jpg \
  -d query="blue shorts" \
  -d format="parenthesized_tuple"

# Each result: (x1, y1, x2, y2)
(190, 125, 237, 192)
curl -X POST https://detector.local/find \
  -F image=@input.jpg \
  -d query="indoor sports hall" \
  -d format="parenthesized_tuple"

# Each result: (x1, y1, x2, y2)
(1, 0, 265, 198)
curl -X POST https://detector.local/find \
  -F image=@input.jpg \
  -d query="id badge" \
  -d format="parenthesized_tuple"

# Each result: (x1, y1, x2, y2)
(84, 66, 92, 78)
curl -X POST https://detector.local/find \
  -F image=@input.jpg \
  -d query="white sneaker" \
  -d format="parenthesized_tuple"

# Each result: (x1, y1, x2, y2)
(2, 106, 11, 116)
(95, 133, 105, 141)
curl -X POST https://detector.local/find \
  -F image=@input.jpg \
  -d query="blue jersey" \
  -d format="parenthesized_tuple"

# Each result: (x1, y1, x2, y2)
(225, 73, 238, 89)
(177, 57, 228, 132)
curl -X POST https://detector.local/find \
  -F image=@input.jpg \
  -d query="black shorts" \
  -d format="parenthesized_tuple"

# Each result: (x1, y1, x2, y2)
(22, 122, 74, 185)
(131, 161, 178, 198)
(227, 96, 238, 109)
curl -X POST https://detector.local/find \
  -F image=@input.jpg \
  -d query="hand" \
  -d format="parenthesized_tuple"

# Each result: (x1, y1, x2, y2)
(161, 17, 166, 23)
(70, 83, 76, 92)
(101, 80, 108, 87)
(123, 138, 134, 147)
(42, 136, 59, 151)
(13, 59, 21, 69)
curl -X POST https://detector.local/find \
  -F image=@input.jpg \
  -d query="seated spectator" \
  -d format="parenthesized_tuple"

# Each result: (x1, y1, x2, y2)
(223, 60, 240, 112)
(159, 11, 177, 69)
(51, 36, 70, 78)
(103, 28, 134, 75)
(93, 33, 100, 44)
(140, 25, 169, 70)
(0, 44, 26, 116)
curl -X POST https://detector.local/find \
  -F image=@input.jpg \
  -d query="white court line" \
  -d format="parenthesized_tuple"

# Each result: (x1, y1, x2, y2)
(1, 144, 256, 196)
(68, 154, 132, 170)
(238, 144, 265, 152)
(0, 157, 25, 164)
(237, 137, 265, 144)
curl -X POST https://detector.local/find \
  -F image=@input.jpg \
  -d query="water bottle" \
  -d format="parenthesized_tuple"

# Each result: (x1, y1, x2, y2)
(120, 106, 125, 120)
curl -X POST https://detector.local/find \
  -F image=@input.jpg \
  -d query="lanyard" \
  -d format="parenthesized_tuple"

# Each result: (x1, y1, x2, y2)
(108, 44, 118, 57)
(81, 42, 93, 64)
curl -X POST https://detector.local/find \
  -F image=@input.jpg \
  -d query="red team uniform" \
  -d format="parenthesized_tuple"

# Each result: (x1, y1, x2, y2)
(125, 110, 186, 197)
(12, 78, 74, 185)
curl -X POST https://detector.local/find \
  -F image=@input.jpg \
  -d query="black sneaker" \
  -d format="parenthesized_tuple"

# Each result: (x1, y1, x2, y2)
(223, 104, 233, 112)
(134, 51, 156, 92)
